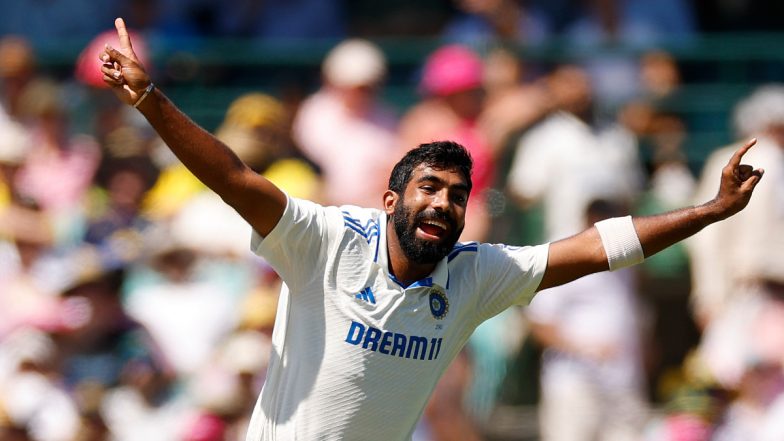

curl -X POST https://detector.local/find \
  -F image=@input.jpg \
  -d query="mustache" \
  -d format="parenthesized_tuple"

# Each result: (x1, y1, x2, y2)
(414, 209, 457, 231)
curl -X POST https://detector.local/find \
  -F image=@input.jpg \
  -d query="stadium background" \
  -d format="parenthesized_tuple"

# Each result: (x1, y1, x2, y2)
(1, 0, 784, 440)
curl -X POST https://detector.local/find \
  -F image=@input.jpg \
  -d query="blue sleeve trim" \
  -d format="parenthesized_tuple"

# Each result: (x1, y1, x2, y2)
(343, 214, 381, 253)
(448, 242, 478, 262)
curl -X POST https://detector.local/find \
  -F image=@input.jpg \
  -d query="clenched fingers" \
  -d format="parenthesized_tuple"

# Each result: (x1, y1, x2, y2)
(100, 62, 123, 86)
(741, 168, 764, 192)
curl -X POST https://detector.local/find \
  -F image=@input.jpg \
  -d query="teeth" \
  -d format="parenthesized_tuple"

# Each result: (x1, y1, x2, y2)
(422, 220, 448, 229)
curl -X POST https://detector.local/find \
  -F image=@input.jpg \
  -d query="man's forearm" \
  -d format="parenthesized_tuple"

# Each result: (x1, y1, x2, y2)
(634, 200, 723, 258)
(540, 139, 761, 291)
(100, 19, 287, 236)
(134, 87, 286, 236)
(136, 88, 249, 197)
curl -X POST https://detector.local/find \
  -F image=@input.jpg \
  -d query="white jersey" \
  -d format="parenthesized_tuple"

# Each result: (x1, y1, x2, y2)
(247, 196, 549, 440)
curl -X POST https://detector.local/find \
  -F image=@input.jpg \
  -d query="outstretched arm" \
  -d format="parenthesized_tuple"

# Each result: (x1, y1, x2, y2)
(99, 18, 286, 236)
(538, 138, 764, 291)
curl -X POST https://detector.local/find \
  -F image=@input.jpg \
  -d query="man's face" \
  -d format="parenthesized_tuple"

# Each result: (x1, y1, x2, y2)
(391, 165, 468, 264)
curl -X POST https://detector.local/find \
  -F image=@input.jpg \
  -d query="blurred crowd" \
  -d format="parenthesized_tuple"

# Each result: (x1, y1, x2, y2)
(1, 1, 784, 441)
(4, 0, 784, 45)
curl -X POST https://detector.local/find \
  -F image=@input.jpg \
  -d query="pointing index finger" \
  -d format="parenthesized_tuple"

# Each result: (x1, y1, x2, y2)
(114, 17, 134, 53)
(729, 138, 756, 169)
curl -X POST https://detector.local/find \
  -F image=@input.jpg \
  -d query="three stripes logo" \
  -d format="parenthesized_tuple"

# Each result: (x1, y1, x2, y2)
(355, 287, 376, 304)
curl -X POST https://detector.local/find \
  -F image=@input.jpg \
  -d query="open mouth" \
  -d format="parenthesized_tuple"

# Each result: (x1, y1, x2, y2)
(417, 219, 449, 240)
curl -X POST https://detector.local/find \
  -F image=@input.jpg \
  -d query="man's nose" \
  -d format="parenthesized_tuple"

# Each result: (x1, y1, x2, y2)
(431, 190, 451, 211)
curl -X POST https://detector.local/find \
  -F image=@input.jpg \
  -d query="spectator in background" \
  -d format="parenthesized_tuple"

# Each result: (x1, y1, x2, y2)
(528, 199, 650, 441)
(108, 0, 347, 46)
(507, 65, 643, 241)
(293, 38, 399, 209)
(564, 0, 696, 115)
(0, 122, 45, 243)
(567, 0, 695, 46)
(399, 44, 495, 241)
(442, 0, 552, 47)
(0, 200, 62, 340)
(0, 327, 81, 441)
(0, 123, 66, 340)
(0, 0, 117, 47)
(83, 150, 159, 269)
(688, 85, 784, 382)
(620, 50, 695, 278)
(709, 295, 784, 441)
(53, 248, 159, 390)
(215, 92, 322, 202)
(12, 79, 101, 246)
(100, 349, 189, 441)
(143, 92, 322, 263)
(146, 91, 317, 212)
(478, 46, 552, 153)
(646, 84, 784, 441)
(211, 0, 346, 39)
(122, 219, 245, 379)
(0, 36, 38, 124)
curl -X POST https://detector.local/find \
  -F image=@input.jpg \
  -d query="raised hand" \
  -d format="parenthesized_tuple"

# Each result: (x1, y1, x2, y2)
(99, 18, 152, 106)
(713, 138, 765, 219)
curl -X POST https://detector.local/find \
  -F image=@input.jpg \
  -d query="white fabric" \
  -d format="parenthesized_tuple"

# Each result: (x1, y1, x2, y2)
(595, 216, 644, 271)
(125, 280, 240, 376)
(686, 137, 784, 320)
(507, 112, 642, 240)
(528, 269, 648, 441)
(1, 371, 80, 441)
(292, 90, 399, 208)
(713, 391, 784, 441)
(528, 269, 645, 393)
(246, 196, 549, 440)
(170, 192, 254, 257)
(101, 386, 193, 441)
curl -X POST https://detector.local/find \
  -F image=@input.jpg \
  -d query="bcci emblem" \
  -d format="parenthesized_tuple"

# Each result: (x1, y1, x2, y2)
(429, 288, 449, 320)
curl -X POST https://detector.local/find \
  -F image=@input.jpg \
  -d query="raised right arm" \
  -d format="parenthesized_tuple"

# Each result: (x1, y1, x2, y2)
(99, 18, 286, 236)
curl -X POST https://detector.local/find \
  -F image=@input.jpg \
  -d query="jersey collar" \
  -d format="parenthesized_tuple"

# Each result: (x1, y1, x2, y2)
(377, 211, 450, 291)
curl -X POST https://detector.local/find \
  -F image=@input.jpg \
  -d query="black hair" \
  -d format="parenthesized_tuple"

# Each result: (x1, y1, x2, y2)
(388, 141, 473, 194)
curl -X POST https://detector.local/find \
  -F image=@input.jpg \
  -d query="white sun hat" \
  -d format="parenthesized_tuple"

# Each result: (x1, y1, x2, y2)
(322, 39, 387, 88)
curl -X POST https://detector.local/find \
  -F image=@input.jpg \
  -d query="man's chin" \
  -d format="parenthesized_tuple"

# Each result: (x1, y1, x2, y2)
(404, 238, 454, 264)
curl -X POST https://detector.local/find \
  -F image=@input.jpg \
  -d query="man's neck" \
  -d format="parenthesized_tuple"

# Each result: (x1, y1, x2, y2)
(385, 222, 437, 286)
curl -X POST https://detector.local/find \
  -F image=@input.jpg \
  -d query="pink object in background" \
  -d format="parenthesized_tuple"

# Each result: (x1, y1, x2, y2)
(74, 29, 149, 88)
(182, 412, 226, 441)
(665, 414, 713, 441)
(420, 45, 483, 97)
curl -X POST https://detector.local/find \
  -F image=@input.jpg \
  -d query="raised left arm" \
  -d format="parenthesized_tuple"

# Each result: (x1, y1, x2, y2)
(538, 138, 764, 291)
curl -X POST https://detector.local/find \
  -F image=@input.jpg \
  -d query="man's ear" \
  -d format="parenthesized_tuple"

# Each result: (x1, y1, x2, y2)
(383, 190, 398, 215)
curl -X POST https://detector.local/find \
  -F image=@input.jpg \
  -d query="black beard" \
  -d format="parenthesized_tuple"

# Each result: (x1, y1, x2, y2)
(392, 200, 462, 264)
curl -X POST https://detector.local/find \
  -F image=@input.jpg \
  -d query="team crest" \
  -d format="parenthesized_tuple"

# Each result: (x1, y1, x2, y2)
(429, 288, 449, 320)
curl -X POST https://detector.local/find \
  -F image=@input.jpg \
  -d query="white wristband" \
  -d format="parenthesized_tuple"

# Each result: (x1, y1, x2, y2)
(594, 215, 644, 271)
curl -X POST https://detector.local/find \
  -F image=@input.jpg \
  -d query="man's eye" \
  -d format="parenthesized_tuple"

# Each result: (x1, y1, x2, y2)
(421, 186, 435, 194)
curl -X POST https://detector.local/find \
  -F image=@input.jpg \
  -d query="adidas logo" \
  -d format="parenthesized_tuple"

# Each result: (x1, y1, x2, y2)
(355, 287, 376, 304)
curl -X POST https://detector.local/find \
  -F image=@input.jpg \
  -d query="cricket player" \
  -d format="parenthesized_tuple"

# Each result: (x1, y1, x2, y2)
(99, 18, 763, 440)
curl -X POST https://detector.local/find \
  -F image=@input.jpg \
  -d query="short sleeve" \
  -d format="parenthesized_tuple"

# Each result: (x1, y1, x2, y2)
(251, 195, 342, 289)
(472, 243, 550, 323)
